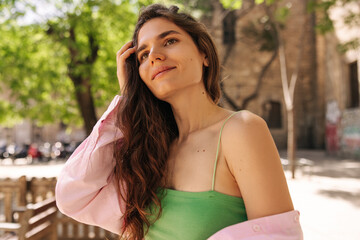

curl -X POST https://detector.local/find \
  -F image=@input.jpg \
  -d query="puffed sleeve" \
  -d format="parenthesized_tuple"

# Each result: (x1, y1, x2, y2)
(55, 95, 126, 234)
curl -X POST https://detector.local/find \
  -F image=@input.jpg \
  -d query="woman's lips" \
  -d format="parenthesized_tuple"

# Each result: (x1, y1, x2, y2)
(152, 66, 176, 80)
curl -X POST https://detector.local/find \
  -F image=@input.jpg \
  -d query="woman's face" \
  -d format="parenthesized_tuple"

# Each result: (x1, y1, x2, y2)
(136, 17, 208, 101)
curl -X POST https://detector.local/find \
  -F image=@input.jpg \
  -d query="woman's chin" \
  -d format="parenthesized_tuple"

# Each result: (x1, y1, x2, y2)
(150, 83, 175, 100)
(152, 90, 173, 101)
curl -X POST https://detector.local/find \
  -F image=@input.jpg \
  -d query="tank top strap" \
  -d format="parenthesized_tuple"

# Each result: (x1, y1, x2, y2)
(211, 110, 242, 191)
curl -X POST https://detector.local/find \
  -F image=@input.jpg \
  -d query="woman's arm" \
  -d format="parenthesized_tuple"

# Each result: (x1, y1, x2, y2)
(55, 95, 125, 234)
(222, 110, 295, 220)
(218, 111, 302, 239)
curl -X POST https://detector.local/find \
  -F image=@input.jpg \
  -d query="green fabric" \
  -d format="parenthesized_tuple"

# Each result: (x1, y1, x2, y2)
(145, 111, 247, 240)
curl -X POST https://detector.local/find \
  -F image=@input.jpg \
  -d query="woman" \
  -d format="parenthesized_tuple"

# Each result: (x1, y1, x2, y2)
(56, 4, 303, 240)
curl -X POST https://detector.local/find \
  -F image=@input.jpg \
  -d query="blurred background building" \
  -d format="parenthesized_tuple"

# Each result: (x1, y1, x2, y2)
(209, 0, 359, 158)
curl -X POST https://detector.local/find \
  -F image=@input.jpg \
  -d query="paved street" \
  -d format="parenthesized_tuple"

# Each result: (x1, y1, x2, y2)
(280, 150, 360, 240)
(1, 150, 360, 239)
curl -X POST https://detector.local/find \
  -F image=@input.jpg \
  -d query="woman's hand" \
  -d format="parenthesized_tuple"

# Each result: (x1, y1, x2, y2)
(116, 41, 136, 95)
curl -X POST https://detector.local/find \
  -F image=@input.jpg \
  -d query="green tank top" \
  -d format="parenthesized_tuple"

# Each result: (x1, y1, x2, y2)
(145, 111, 247, 240)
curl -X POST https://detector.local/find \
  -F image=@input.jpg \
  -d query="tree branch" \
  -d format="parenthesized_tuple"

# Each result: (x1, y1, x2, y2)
(241, 46, 278, 109)
(215, 0, 256, 110)
(289, 16, 308, 99)
(263, 4, 292, 108)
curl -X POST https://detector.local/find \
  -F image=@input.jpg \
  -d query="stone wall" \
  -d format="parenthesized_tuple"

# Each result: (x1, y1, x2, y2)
(210, 0, 324, 149)
(321, 2, 360, 158)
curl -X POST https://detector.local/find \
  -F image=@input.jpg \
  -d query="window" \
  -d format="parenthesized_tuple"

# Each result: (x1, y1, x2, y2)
(349, 61, 359, 108)
(263, 101, 282, 129)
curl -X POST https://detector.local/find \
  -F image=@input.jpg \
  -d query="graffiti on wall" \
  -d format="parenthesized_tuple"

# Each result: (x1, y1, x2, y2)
(341, 108, 360, 157)
(343, 127, 360, 149)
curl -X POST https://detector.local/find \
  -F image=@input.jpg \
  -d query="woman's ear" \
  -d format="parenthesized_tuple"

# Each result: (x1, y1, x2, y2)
(204, 56, 209, 67)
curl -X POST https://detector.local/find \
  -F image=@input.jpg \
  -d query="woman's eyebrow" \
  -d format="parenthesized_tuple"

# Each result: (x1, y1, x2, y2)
(136, 30, 181, 56)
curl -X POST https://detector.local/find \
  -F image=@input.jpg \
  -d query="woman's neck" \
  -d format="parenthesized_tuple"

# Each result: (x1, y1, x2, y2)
(167, 85, 224, 142)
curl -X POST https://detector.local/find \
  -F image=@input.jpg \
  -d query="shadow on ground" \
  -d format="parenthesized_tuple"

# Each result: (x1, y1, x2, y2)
(280, 150, 360, 179)
(310, 160, 360, 179)
(309, 161, 360, 179)
(317, 189, 360, 207)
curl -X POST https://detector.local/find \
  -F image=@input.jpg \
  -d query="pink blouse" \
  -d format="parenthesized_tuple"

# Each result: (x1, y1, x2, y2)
(55, 95, 303, 240)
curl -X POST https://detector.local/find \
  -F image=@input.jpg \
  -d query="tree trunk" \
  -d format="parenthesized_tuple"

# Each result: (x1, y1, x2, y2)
(287, 107, 296, 179)
(70, 76, 98, 136)
(67, 24, 99, 135)
(264, 1, 308, 179)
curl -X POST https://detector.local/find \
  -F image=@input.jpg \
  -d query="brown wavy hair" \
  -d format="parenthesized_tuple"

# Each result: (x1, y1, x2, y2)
(113, 4, 221, 240)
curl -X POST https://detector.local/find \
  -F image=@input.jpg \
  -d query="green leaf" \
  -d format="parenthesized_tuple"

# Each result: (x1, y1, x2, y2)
(337, 39, 360, 54)
(275, 6, 290, 23)
(220, 0, 243, 10)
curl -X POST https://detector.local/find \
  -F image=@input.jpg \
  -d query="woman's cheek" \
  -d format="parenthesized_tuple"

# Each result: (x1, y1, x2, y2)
(139, 65, 146, 82)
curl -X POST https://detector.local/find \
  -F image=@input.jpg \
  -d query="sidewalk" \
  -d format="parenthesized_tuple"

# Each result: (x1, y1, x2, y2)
(280, 150, 360, 240)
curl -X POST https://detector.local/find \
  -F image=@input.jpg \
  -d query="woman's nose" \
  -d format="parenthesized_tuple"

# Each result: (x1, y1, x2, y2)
(149, 49, 165, 63)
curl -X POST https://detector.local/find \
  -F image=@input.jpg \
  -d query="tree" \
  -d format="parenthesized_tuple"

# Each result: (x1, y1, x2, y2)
(0, 0, 149, 134)
(264, 1, 309, 179)
(43, 0, 141, 135)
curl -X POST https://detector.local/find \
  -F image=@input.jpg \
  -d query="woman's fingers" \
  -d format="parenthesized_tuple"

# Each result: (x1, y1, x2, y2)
(118, 47, 136, 63)
(117, 41, 136, 95)
(116, 41, 134, 64)
(117, 41, 133, 56)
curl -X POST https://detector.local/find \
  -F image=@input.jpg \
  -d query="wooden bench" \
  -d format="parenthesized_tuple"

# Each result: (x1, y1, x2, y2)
(28, 177, 118, 240)
(57, 216, 118, 240)
(0, 176, 27, 223)
(0, 196, 57, 240)
(28, 177, 56, 204)
(28, 177, 117, 239)
(0, 176, 118, 240)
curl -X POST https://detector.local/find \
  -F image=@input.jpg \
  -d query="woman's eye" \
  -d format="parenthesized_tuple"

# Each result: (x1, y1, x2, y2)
(140, 53, 148, 61)
(165, 38, 177, 46)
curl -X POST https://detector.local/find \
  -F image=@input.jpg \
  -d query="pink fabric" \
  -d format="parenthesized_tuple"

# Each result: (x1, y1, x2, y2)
(55, 95, 125, 234)
(208, 210, 303, 240)
(55, 95, 303, 239)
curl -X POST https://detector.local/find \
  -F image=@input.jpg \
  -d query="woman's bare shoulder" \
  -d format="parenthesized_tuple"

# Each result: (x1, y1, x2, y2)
(223, 109, 266, 135)
(219, 109, 271, 166)
(220, 109, 294, 220)
(220, 109, 273, 164)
